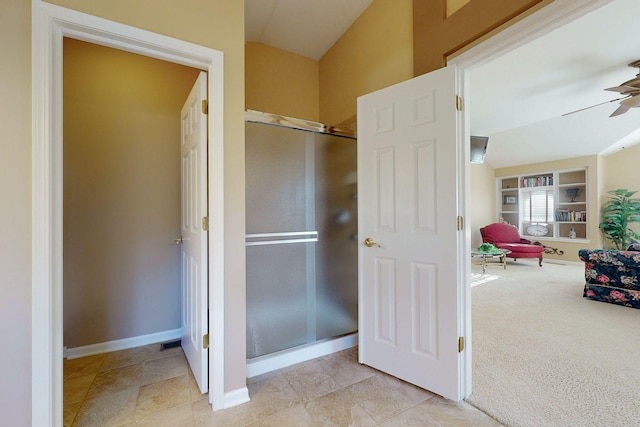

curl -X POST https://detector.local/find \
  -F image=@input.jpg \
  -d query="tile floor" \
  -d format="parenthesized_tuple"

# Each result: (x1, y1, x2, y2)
(64, 344, 501, 426)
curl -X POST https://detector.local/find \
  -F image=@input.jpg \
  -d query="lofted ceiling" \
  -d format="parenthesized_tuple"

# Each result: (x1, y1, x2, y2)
(471, 0, 640, 168)
(245, 0, 640, 169)
(245, 0, 373, 60)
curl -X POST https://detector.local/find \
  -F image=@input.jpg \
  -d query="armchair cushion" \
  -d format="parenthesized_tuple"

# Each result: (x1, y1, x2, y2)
(481, 223, 522, 244)
(497, 243, 545, 253)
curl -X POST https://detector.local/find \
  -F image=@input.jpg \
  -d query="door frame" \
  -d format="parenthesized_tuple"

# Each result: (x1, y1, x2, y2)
(449, 0, 613, 397)
(31, 2, 225, 424)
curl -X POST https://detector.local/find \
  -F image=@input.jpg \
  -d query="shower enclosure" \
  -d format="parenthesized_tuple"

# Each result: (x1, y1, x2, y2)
(245, 111, 357, 361)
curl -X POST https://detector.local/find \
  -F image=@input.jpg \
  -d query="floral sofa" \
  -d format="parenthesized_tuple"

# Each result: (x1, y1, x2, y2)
(578, 243, 640, 309)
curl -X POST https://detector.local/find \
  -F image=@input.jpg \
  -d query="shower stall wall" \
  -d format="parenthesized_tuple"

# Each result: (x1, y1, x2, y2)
(245, 111, 357, 361)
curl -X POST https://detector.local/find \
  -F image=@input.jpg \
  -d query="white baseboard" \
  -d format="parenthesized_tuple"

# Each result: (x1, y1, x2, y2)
(246, 333, 358, 378)
(223, 387, 250, 409)
(64, 328, 182, 359)
(545, 259, 583, 266)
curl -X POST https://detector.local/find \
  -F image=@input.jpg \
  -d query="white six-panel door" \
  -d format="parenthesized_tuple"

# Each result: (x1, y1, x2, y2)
(357, 66, 461, 401)
(180, 71, 209, 394)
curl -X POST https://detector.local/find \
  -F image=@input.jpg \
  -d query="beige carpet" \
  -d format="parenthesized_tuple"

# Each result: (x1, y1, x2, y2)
(466, 260, 640, 427)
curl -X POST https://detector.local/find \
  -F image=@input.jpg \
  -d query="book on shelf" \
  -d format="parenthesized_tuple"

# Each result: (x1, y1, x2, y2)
(555, 209, 586, 222)
(520, 175, 553, 188)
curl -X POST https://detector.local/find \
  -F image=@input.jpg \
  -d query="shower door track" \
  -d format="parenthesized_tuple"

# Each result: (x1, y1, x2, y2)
(245, 109, 356, 139)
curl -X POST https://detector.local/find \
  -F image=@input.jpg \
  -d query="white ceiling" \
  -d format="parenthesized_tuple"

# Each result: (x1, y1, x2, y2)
(245, 0, 373, 60)
(471, 0, 640, 168)
(245, 0, 640, 169)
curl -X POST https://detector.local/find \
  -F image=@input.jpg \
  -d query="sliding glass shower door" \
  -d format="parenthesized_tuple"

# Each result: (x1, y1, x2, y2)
(245, 119, 357, 359)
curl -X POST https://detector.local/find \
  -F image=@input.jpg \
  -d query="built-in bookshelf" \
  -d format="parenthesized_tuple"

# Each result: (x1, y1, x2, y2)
(556, 169, 587, 240)
(497, 168, 588, 241)
(498, 177, 519, 227)
(520, 174, 553, 188)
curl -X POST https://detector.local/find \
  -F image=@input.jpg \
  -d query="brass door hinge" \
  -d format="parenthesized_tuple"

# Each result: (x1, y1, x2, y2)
(203, 333, 209, 349)
(202, 216, 209, 231)
(457, 216, 464, 231)
(202, 99, 209, 115)
(456, 95, 463, 111)
(458, 336, 465, 353)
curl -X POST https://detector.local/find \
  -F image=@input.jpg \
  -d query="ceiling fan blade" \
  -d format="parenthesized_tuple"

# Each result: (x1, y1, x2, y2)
(562, 96, 626, 116)
(568, 62, 640, 118)
(605, 85, 639, 93)
(621, 93, 640, 108)
(620, 76, 640, 88)
(610, 104, 630, 117)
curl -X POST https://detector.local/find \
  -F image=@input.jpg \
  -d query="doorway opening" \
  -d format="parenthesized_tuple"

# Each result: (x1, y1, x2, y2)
(449, 0, 615, 409)
(62, 38, 199, 357)
(32, 4, 226, 424)
(61, 37, 204, 421)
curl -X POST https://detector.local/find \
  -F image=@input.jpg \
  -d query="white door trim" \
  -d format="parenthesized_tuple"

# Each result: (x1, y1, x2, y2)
(31, 2, 225, 425)
(448, 0, 613, 397)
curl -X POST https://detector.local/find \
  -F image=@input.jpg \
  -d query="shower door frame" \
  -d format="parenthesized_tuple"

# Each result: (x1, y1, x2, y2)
(244, 111, 358, 374)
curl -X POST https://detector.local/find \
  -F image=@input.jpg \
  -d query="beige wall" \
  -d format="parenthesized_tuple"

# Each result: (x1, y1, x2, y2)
(319, 0, 413, 126)
(496, 155, 602, 262)
(63, 38, 199, 348)
(245, 0, 414, 128)
(414, 0, 545, 75)
(0, 1, 31, 424)
(245, 42, 319, 121)
(603, 144, 640, 192)
(247, 0, 520, 126)
(318, 0, 543, 125)
(470, 162, 497, 249)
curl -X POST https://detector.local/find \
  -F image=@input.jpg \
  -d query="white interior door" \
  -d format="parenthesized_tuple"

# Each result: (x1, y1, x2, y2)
(180, 71, 208, 393)
(357, 66, 462, 401)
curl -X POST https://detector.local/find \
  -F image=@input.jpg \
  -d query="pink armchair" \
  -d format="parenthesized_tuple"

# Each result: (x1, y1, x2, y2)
(480, 223, 544, 266)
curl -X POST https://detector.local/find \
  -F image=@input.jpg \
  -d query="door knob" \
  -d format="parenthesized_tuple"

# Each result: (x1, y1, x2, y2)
(363, 237, 381, 248)
(174, 236, 184, 244)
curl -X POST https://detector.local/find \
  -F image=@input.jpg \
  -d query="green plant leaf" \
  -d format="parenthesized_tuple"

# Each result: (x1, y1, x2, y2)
(599, 188, 640, 250)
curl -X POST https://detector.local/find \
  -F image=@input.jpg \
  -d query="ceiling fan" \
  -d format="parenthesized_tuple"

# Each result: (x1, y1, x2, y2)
(564, 60, 640, 117)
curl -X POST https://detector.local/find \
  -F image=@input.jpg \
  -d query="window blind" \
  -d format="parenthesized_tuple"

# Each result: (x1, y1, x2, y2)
(522, 189, 554, 223)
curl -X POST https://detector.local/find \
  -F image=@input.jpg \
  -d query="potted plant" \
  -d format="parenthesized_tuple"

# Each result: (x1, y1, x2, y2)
(599, 189, 640, 250)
